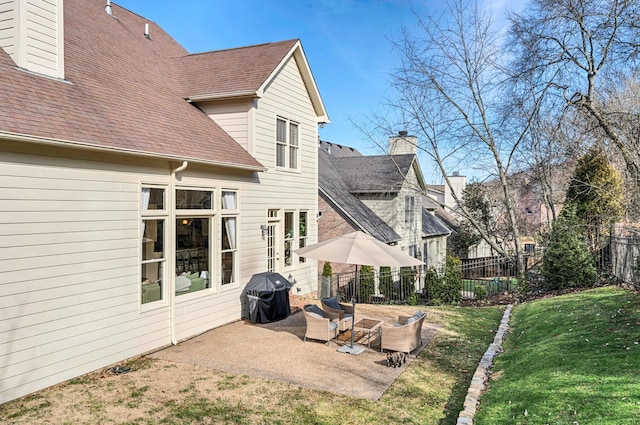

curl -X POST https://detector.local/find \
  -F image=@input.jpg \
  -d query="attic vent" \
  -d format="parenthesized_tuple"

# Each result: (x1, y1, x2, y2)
(105, 0, 113, 15)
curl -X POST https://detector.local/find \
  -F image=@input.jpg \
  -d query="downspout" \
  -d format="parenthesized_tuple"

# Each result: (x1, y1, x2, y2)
(170, 161, 188, 345)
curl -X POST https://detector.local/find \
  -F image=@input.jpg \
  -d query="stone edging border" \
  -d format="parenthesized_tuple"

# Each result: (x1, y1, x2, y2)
(456, 304, 513, 425)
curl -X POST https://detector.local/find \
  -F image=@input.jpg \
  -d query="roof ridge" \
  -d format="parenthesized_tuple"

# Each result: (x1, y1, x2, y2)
(186, 38, 299, 57)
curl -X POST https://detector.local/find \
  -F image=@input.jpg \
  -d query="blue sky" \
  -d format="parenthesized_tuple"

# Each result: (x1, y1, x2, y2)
(115, 0, 517, 183)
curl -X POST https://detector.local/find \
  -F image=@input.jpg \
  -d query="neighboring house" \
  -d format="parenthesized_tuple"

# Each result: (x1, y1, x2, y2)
(0, 0, 328, 404)
(318, 132, 451, 274)
(422, 197, 454, 270)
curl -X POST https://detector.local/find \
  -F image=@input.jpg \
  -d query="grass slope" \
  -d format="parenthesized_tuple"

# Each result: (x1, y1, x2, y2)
(476, 287, 640, 425)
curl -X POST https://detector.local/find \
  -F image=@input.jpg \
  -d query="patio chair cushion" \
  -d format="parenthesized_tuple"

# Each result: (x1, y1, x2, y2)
(306, 304, 324, 317)
(322, 297, 342, 310)
(405, 310, 425, 324)
(329, 321, 338, 332)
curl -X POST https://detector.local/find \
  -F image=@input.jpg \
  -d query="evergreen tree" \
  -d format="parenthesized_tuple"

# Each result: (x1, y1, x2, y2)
(565, 147, 624, 253)
(542, 206, 597, 290)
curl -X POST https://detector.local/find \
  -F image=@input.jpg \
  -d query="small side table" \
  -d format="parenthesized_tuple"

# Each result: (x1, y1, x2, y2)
(352, 318, 383, 349)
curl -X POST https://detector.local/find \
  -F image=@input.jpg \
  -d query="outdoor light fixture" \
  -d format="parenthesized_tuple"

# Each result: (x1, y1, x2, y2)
(288, 273, 301, 293)
(260, 224, 268, 239)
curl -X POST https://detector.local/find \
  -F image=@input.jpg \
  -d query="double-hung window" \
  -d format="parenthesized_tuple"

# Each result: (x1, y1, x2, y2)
(141, 186, 166, 305)
(221, 190, 238, 286)
(405, 195, 416, 228)
(276, 117, 299, 170)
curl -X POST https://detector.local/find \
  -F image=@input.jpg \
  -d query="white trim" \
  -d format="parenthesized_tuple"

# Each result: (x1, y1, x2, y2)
(0, 131, 267, 172)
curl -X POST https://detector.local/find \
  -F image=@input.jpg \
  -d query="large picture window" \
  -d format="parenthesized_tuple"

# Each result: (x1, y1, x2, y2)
(141, 186, 166, 304)
(175, 188, 213, 296)
(275, 117, 299, 170)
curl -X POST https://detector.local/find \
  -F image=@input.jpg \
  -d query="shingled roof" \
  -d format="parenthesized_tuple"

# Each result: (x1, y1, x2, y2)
(422, 209, 453, 237)
(0, 0, 276, 170)
(319, 145, 400, 244)
(174, 40, 298, 99)
(328, 154, 417, 194)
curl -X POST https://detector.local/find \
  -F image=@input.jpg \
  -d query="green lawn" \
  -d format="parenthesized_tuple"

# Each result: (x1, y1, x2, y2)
(475, 287, 640, 425)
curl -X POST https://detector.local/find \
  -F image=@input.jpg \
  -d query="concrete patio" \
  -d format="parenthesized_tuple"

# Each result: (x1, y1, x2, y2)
(149, 303, 441, 400)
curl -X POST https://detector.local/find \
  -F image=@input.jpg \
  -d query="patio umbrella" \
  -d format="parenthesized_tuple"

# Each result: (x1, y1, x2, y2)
(295, 230, 424, 268)
(294, 231, 424, 354)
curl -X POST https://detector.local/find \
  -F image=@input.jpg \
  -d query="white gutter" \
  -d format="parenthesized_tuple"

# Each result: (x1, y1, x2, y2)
(186, 90, 260, 102)
(0, 131, 267, 172)
(169, 161, 188, 345)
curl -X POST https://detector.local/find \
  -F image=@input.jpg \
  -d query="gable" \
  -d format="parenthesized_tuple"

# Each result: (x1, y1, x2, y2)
(175, 39, 329, 124)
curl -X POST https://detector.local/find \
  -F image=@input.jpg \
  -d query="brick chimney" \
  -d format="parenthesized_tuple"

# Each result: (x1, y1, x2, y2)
(0, 0, 65, 79)
(388, 130, 418, 155)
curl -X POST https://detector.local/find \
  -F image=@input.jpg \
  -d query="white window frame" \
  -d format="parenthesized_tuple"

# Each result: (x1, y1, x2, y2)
(283, 210, 295, 269)
(276, 116, 300, 171)
(140, 185, 168, 308)
(175, 186, 215, 295)
(298, 211, 308, 263)
(221, 189, 239, 287)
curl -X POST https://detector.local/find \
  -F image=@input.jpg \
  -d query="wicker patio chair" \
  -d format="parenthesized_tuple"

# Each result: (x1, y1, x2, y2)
(303, 304, 339, 343)
(380, 311, 426, 354)
(320, 297, 354, 332)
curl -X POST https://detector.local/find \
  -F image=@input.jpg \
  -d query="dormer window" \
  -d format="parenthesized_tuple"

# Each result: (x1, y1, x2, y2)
(276, 117, 299, 170)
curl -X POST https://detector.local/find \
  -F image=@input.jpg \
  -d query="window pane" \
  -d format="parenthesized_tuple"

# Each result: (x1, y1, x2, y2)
(222, 217, 236, 250)
(299, 212, 307, 237)
(142, 187, 164, 210)
(141, 262, 163, 304)
(142, 219, 164, 260)
(299, 212, 307, 263)
(284, 212, 293, 267)
(276, 118, 287, 142)
(289, 145, 298, 169)
(276, 144, 285, 167)
(221, 191, 237, 210)
(176, 218, 210, 292)
(221, 251, 235, 285)
(176, 189, 212, 209)
(289, 123, 298, 146)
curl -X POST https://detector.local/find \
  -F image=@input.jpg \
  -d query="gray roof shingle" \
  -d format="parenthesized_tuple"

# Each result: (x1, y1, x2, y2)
(329, 154, 416, 194)
(319, 147, 400, 244)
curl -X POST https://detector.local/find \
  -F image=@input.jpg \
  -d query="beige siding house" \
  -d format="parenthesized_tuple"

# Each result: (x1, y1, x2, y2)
(0, 0, 328, 404)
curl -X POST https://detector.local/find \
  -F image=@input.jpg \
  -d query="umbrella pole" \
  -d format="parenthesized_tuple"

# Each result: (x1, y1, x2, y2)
(338, 265, 365, 355)
(349, 264, 357, 348)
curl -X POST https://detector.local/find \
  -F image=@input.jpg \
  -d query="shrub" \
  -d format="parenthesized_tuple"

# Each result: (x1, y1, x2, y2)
(399, 266, 417, 300)
(358, 265, 375, 303)
(542, 206, 597, 290)
(425, 256, 463, 305)
(322, 262, 332, 277)
(474, 284, 488, 300)
(378, 266, 393, 300)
